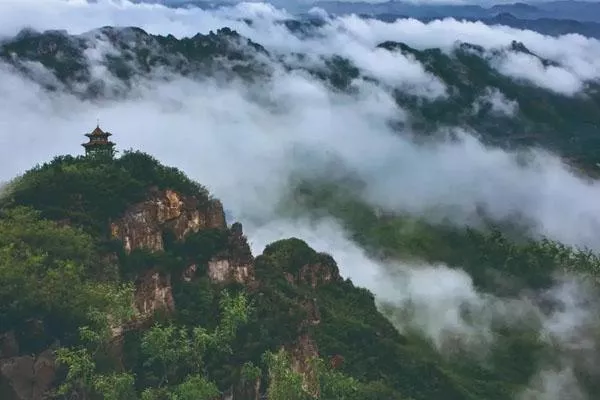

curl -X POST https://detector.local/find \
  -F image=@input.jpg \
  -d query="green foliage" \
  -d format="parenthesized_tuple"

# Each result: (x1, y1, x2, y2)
(93, 372, 138, 400)
(56, 290, 251, 399)
(178, 227, 230, 265)
(290, 180, 600, 293)
(263, 350, 409, 400)
(169, 375, 220, 400)
(2, 151, 209, 235)
(55, 347, 97, 397)
(261, 238, 337, 277)
(241, 361, 262, 382)
(0, 207, 134, 350)
(140, 291, 250, 390)
(5, 142, 600, 400)
(280, 178, 600, 399)
(56, 344, 138, 400)
(264, 349, 313, 400)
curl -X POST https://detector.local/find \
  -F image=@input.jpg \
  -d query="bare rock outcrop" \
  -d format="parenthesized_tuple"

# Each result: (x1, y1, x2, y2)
(208, 222, 255, 285)
(283, 253, 342, 290)
(286, 334, 320, 397)
(0, 348, 56, 400)
(298, 260, 341, 288)
(134, 269, 175, 318)
(278, 259, 343, 396)
(110, 189, 225, 254)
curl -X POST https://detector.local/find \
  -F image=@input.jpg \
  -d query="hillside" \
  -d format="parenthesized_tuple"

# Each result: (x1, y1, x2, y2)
(1, 142, 599, 400)
(0, 150, 403, 400)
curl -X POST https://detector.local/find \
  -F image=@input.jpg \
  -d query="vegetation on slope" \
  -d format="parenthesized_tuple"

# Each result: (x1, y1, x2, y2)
(1, 151, 210, 236)
(2, 151, 600, 400)
(281, 176, 600, 399)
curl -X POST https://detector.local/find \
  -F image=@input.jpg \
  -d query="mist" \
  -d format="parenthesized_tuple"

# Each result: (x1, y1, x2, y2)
(2, 1, 600, 398)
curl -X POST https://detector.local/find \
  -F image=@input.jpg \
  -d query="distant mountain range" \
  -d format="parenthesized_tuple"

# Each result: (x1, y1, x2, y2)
(361, 12, 600, 39)
(2, 24, 599, 171)
(309, 1, 600, 23)
(135, 1, 600, 39)
(143, 1, 600, 24)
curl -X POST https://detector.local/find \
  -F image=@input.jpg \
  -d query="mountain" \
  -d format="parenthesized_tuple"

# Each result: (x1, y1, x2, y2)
(367, 13, 600, 39)
(310, 1, 600, 23)
(1, 146, 599, 400)
(0, 151, 406, 400)
(2, 25, 599, 171)
(2, 17, 600, 400)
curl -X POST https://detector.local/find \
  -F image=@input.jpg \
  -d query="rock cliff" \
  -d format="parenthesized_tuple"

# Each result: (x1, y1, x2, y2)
(0, 183, 344, 400)
(110, 189, 255, 321)
(274, 248, 343, 397)
(110, 189, 226, 254)
(0, 332, 57, 400)
(110, 192, 344, 399)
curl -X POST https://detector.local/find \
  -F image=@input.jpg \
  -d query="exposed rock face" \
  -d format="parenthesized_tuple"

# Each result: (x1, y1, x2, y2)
(286, 334, 320, 397)
(110, 189, 226, 254)
(298, 261, 341, 288)
(302, 298, 321, 326)
(182, 264, 197, 282)
(330, 354, 345, 370)
(208, 222, 255, 285)
(208, 259, 253, 284)
(110, 189, 229, 322)
(278, 259, 343, 396)
(134, 269, 175, 318)
(284, 257, 342, 289)
(0, 348, 56, 400)
(110, 191, 255, 328)
(0, 331, 19, 359)
(107, 190, 328, 398)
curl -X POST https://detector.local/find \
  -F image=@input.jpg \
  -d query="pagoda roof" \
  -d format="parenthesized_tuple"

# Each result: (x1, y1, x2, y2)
(85, 125, 112, 137)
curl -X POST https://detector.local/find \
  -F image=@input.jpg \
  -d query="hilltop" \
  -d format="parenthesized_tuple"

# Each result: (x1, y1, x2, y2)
(1, 129, 600, 399)
(0, 148, 404, 399)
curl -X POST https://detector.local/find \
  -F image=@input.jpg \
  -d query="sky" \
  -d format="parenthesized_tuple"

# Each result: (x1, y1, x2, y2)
(1, 1, 600, 397)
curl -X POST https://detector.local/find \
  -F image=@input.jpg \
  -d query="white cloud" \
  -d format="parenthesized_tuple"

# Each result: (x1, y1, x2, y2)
(473, 87, 519, 116)
(1, 1, 599, 95)
(1, 3, 600, 396)
(493, 51, 584, 95)
(1, 1, 600, 251)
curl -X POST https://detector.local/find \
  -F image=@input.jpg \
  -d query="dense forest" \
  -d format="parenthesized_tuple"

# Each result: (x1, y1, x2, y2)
(1, 148, 599, 400)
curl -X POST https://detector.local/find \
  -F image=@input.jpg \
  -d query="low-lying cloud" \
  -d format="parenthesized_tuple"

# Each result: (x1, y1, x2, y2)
(1, 1, 600, 95)
(2, 2, 600, 398)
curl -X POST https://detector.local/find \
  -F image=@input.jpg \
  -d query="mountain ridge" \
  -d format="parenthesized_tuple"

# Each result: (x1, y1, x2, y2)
(2, 25, 599, 172)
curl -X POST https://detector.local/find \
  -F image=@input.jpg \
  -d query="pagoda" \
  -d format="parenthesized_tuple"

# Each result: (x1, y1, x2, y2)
(82, 124, 116, 158)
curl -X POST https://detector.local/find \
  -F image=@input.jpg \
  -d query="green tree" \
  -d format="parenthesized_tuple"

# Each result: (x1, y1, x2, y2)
(264, 349, 313, 400)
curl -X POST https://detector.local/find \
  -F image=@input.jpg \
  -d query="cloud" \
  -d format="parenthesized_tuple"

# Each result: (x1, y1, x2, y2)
(2, 1, 600, 95)
(519, 367, 587, 400)
(1, 3, 600, 397)
(247, 217, 600, 400)
(1, 1, 600, 252)
(493, 51, 584, 95)
(473, 87, 518, 116)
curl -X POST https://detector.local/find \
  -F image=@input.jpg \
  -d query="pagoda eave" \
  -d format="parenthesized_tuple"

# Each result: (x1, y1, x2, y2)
(85, 132, 112, 138)
(82, 141, 116, 147)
